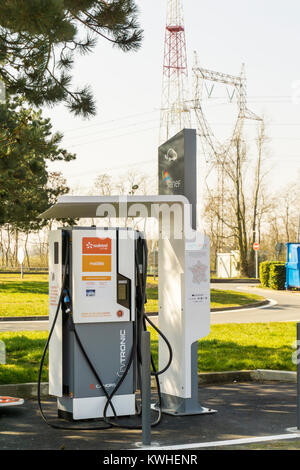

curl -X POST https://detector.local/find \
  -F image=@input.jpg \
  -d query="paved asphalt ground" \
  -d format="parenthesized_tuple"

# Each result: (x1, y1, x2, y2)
(211, 283, 300, 324)
(0, 382, 298, 451)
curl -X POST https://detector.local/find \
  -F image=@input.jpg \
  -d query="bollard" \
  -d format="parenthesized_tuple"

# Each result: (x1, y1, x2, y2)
(141, 330, 151, 446)
(0, 340, 5, 365)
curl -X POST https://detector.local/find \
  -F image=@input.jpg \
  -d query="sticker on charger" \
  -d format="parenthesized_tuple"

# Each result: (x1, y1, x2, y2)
(188, 293, 209, 304)
(82, 255, 111, 273)
(86, 289, 96, 297)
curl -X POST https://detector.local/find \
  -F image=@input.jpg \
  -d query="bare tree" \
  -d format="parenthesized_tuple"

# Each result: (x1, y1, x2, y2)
(280, 183, 300, 243)
(249, 119, 271, 274)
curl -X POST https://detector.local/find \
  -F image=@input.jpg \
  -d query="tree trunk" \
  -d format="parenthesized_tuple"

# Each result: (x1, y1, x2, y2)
(24, 232, 30, 269)
(234, 139, 249, 277)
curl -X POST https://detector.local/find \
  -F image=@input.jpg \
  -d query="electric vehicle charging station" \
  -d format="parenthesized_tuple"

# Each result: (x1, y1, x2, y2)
(48, 227, 140, 420)
(38, 129, 213, 430)
(39, 194, 212, 426)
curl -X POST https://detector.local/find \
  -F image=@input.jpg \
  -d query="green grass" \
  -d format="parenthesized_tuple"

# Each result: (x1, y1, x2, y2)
(0, 322, 296, 385)
(0, 331, 48, 384)
(0, 274, 48, 317)
(145, 278, 264, 313)
(148, 322, 297, 374)
(197, 322, 296, 372)
(0, 274, 265, 317)
(209, 289, 264, 309)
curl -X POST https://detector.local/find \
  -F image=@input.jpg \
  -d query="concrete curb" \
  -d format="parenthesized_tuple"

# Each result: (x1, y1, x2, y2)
(0, 382, 48, 399)
(211, 299, 270, 312)
(1, 370, 296, 400)
(197, 369, 297, 385)
(251, 369, 297, 383)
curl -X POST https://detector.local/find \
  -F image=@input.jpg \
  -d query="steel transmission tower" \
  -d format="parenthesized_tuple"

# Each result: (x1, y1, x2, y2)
(192, 52, 262, 251)
(159, 0, 192, 144)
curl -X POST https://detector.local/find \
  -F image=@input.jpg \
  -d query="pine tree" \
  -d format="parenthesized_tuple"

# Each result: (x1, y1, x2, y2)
(0, 96, 76, 228)
(0, 1, 143, 117)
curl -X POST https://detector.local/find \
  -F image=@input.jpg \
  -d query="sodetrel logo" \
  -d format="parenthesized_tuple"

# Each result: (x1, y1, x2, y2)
(82, 237, 112, 255)
(85, 241, 108, 250)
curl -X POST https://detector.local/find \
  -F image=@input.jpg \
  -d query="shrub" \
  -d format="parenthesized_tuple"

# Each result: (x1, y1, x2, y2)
(259, 261, 286, 290)
(259, 261, 271, 287)
(269, 263, 286, 290)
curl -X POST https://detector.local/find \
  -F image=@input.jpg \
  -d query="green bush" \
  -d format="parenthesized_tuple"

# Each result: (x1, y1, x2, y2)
(259, 261, 271, 287)
(259, 261, 286, 290)
(269, 263, 286, 290)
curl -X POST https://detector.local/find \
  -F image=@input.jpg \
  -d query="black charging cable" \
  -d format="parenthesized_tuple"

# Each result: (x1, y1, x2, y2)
(37, 238, 113, 431)
(38, 232, 173, 431)
(74, 235, 173, 430)
(101, 235, 171, 429)
(37, 236, 141, 431)
(136, 237, 173, 425)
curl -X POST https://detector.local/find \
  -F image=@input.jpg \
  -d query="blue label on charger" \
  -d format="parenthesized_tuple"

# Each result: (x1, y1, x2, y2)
(86, 289, 96, 297)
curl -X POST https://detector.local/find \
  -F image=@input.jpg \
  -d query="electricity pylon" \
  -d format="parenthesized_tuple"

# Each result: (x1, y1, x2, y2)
(159, 0, 192, 144)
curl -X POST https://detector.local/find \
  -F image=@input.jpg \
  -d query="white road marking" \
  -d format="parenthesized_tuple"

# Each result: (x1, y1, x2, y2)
(136, 432, 300, 450)
(211, 298, 277, 314)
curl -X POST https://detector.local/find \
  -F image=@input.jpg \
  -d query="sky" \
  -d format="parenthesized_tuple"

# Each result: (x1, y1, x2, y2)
(44, 0, 300, 195)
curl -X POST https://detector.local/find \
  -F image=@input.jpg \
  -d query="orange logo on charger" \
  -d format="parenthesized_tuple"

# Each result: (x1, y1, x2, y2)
(82, 237, 111, 254)
(82, 255, 111, 273)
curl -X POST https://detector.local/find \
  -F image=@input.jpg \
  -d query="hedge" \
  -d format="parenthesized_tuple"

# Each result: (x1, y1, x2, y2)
(259, 261, 286, 290)
(259, 261, 271, 287)
(269, 263, 286, 290)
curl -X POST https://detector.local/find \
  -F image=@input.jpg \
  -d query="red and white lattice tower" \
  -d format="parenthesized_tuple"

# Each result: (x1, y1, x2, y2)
(159, 0, 192, 144)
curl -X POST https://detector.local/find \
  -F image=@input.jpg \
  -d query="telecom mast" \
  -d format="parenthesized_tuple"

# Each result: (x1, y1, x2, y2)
(159, 0, 191, 144)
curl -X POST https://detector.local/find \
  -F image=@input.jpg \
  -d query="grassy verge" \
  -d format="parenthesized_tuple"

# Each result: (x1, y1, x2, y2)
(0, 274, 48, 317)
(198, 322, 296, 372)
(0, 275, 265, 317)
(145, 279, 264, 312)
(209, 289, 264, 309)
(149, 322, 296, 373)
(0, 322, 296, 385)
(0, 331, 48, 384)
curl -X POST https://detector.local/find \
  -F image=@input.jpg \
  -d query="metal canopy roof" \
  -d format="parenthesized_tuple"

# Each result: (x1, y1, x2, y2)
(39, 195, 190, 219)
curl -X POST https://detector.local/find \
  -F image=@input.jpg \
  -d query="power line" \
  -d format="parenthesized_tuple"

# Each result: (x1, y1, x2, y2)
(60, 110, 159, 134)
(54, 158, 156, 179)
(57, 95, 297, 137)
(62, 117, 160, 143)
(67, 125, 160, 148)
(61, 121, 300, 149)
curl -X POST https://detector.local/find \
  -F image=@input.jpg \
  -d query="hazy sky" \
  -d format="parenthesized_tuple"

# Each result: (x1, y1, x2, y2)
(44, 0, 300, 193)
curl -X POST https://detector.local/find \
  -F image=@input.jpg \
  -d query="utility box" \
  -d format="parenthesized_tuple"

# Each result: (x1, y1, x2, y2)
(285, 243, 300, 289)
(216, 251, 240, 279)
